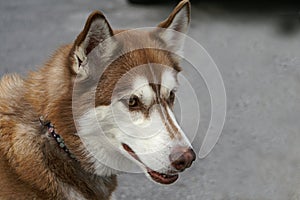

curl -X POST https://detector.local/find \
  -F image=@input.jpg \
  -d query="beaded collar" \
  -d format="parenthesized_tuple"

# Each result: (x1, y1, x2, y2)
(39, 117, 76, 160)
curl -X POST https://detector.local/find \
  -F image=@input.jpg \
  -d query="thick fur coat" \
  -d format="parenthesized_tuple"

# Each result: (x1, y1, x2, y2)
(0, 1, 195, 199)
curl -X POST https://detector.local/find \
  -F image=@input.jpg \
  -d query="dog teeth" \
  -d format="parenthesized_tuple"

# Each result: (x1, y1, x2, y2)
(162, 174, 170, 178)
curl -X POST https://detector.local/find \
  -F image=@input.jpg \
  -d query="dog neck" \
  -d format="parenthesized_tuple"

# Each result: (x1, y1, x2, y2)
(18, 44, 118, 199)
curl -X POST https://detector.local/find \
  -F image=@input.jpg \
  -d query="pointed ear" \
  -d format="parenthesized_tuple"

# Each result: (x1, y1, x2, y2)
(71, 11, 116, 79)
(157, 0, 191, 56)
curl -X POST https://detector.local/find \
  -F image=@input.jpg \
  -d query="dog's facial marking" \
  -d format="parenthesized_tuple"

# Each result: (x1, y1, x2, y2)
(132, 77, 155, 108)
(112, 65, 183, 141)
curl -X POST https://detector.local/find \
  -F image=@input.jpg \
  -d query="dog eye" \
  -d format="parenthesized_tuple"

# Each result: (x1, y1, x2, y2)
(168, 91, 175, 104)
(128, 95, 139, 108)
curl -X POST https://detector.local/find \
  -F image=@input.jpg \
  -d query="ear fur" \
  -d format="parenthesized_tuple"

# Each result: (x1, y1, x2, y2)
(71, 11, 115, 79)
(157, 0, 191, 56)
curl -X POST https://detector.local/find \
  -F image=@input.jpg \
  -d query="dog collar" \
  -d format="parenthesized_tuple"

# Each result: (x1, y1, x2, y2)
(39, 117, 76, 160)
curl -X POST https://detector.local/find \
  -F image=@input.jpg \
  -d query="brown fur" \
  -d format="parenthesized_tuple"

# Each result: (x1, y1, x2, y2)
(0, 45, 117, 199)
(0, 0, 190, 199)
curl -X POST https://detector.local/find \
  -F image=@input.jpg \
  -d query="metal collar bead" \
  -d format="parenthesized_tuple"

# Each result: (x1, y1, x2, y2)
(39, 117, 76, 160)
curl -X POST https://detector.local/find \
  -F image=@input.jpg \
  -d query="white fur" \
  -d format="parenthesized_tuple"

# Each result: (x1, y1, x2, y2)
(60, 181, 87, 200)
(77, 106, 137, 176)
(160, 69, 178, 98)
(132, 77, 155, 107)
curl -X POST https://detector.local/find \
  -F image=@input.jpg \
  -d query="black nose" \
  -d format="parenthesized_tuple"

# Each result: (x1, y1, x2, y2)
(169, 147, 196, 172)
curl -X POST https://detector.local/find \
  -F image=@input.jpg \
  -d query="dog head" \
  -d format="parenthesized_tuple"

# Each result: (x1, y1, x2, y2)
(71, 0, 196, 184)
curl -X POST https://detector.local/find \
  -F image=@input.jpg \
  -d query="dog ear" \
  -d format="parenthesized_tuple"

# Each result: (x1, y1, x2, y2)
(71, 11, 116, 79)
(157, 0, 191, 57)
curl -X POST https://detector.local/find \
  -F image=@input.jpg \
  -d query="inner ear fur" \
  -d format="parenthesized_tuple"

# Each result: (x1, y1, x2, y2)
(70, 11, 114, 77)
(74, 11, 113, 55)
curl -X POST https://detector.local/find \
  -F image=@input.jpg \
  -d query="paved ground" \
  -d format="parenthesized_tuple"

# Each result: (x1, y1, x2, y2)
(1, 0, 300, 199)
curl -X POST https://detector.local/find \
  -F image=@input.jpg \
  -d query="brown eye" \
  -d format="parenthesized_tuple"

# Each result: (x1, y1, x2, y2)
(168, 91, 175, 104)
(128, 95, 139, 108)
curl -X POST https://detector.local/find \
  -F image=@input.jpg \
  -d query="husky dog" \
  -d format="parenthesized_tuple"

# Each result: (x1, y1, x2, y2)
(0, 0, 195, 199)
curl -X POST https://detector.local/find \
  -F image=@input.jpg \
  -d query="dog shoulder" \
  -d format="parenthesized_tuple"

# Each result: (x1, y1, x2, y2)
(0, 73, 24, 99)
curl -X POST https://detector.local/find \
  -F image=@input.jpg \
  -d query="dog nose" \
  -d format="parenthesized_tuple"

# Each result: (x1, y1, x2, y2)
(169, 147, 196, 172)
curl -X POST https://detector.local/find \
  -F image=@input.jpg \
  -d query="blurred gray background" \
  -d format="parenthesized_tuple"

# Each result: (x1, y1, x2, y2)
(1, 0, 300, 199)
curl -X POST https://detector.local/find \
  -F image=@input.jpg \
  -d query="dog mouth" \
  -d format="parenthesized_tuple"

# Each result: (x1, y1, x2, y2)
(146, 169, 179, 185)
(122, 143, 179, 185)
